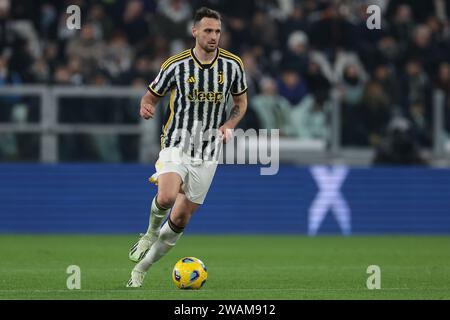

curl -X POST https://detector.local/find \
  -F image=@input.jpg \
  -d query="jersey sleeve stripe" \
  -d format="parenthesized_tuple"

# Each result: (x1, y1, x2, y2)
(161, 49, 190, 68)
(153, 65, 177, 94)
(162, 55, 189, 71)
(162, 53, 191, 71)
(219, 53, 244, 72)
(148, 85, 165, 97)
(219, 49, 244, 70)
(161, 50, 191, 70)
(219, 48, 243, 61)
(231, 87, 248, 96)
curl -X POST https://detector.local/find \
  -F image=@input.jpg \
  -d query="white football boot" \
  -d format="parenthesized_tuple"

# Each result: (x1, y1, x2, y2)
(129, 233, 158, 262)
(126, 269, 146, 288)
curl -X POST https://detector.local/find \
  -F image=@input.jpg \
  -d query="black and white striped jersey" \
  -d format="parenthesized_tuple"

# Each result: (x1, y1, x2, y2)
(148, 47, 247, 160)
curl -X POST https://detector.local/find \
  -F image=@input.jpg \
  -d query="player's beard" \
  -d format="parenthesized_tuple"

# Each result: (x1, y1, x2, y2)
(201, 41, 218, 53)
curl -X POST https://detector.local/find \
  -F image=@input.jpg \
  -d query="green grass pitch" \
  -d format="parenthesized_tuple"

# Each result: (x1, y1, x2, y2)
(0, 235, 449, 299)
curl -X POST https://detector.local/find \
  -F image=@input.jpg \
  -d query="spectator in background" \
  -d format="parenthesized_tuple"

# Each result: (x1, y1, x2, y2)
(89, 71, 110, 86)
(386, 0, 437, 25)
(360, 80, 393, 147)
(66, 23, 106, 70)
(277, 68, 309, 106)
(439, 72, 450, 152)
(42, 41, 60, 75)
(0, 53, 23, 160)
(118, 55, 157, 86)
(308, 1, 357, 53)
(389, 4, 415, 48)
(245, 44, 273, 78)
(373, 117, 428, 165)
(408, 24, 440, 74)
(133, 34, 170, 70)
(374, 36, 403, 68)
(66, 55, 84, 85)
(339, 65, 371, 147)
(219, 0, 255, 52)
(0, 0, 36, 82)
(435, 61, 450, 93)
(87, 4, 114, 41)
(154, 0, 192, 40)
(251, 77, 292, 136)
(122, 0, 149, 45)
(0, 56, 21, 85)
(304, 59, 331, 99)
(281, 30, 309, 75)
(7, 36, 35, 83)
(249, 10, 278, 51)
(290, 91, 331, 141)
(52, 65, 72, 85)
(101, 31, 133, 81)
(400, 59, 432, 117)
(30, 58, 50, 83)
(334, 51, 368, 85)
(278, 3, 308, 49)
(372, 63, 400, 107)
(241, 50, 263, 98)
(39, 2, 58, 41)
(445, 94, 450, 138)
(339, 64, 366, 107)
(408, 101, 432, 147)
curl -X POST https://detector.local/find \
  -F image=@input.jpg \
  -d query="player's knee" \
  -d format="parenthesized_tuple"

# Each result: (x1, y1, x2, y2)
(170, 213, 190, 228)
(156, 193, 176, 209)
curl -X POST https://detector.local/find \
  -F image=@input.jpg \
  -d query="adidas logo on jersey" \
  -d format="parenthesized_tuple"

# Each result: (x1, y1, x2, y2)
(187, 76, 196, 83)
(187, 89, 224, 104)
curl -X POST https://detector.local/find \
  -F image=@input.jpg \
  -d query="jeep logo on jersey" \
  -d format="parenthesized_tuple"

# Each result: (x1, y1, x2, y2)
(187, 89, 223, 104)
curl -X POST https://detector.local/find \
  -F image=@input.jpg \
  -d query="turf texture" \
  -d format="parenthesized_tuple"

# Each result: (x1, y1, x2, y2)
(0, 235, 449, 300)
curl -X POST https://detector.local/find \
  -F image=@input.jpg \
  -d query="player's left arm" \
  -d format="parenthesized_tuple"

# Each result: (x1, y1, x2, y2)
(219, 92, 247, 142)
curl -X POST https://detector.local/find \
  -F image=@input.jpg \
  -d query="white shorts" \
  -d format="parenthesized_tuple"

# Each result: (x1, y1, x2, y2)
(149, 147, 218, 204)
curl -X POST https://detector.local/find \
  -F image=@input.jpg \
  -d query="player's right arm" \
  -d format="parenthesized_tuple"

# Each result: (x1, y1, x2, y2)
(141, 59, 176, 119)
(140, 90, 160, 120)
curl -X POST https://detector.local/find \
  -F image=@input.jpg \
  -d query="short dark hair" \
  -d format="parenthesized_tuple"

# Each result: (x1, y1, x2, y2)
(193, 7, 221, 24)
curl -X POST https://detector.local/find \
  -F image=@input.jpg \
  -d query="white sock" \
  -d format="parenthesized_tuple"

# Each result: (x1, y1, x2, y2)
(135, 219, 183, 273)
(144, 196, 170, 239)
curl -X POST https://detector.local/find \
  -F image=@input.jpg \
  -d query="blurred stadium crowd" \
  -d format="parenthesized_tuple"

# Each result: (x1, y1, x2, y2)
(1, 0, 450, 163)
